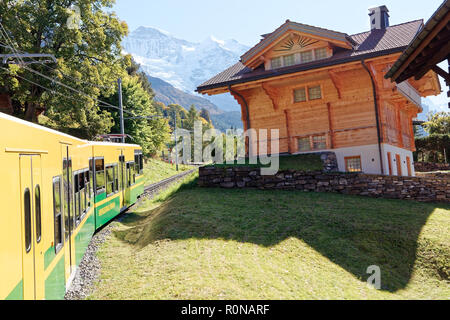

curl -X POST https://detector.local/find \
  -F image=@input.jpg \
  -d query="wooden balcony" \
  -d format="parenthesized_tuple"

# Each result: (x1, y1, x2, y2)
(396, 81, 422, 108)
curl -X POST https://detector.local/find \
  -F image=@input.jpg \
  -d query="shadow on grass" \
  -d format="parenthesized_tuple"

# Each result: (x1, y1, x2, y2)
(114, 180, 450, 293)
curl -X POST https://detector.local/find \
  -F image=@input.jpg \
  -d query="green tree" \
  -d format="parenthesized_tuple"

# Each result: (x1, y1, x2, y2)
(162, 104, 186, 129)
(0, 0, 128, 139)
(423, 111, 450, 135)
(200, 108, 211, 124)
(184, 105, 199, 130)
(102, 76, 170, 157)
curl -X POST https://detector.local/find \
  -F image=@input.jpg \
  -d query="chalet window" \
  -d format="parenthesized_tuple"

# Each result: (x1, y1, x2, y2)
(314, 48, 328, 60)
(312, 135, 326, 150)
(298, 135, 327, 152)
(308, 86, 322, 100)
(298, 137, 311, 152)
(294, 85, 322, 102)
(294, 88, 307, 102)
(300, 50, 313, 63)
(271, 57, 282, 69)
(345, 156, 362, 172)
(283, 54, 295, 67)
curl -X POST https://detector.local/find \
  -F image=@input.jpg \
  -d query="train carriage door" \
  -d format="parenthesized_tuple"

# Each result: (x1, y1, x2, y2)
(61, 145, 75, 283)
(19, 155, 44, 300)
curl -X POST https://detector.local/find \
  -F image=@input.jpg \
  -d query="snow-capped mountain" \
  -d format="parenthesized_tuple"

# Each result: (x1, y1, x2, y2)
(122, 26, 250, 111)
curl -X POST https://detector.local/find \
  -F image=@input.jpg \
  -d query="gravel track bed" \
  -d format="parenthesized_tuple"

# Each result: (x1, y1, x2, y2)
(64, 169, 197, 300)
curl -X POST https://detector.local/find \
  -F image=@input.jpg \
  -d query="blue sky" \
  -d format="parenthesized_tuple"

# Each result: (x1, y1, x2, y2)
(111, 0, 448, 112)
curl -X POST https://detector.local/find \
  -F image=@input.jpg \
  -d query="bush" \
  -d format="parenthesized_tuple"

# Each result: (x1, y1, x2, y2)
(415, 134, 450, 163)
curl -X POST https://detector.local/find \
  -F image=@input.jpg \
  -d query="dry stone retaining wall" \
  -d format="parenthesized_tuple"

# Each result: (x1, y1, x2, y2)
(414, 162, 450, 172)
(198, 166, 450, 202)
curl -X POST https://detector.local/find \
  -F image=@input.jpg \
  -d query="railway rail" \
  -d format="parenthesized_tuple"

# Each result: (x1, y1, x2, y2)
(142, 167, 199, 195)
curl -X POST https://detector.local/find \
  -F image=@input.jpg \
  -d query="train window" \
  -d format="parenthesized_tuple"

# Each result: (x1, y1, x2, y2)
(79, 171, 86, 216)
(63, 159, 69, 240)
(127, 162, 136, 186)
(95, 158, 105, 194)
(114, 165, 119, 192)
(106, 165, 114, 196)
(53, 177, 63, 254)
(68, 159, 74, 232)
(84, 169, 89, 209)
(74, 173, 80, 226)
(118, 157, 122, 191)
(35, 185, 42, 243)
(134, 152, 144, 175)
(135, 154, 140, 175)
(89, 159, 94, 199)
(24, 188, 32, 253)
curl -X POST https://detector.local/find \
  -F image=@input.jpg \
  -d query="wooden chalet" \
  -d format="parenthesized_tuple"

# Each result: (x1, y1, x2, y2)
(197, 6, 441, 176)
(385, 0, 449, 108)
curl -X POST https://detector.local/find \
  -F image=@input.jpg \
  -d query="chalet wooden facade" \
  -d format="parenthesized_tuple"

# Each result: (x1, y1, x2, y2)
(197, 6, 441, 176)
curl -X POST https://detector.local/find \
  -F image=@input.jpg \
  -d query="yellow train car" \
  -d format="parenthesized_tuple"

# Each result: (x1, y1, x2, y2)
(0, 112, 145, 300)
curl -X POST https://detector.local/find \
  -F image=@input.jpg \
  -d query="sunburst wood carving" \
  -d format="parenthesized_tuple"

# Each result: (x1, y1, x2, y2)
(274, 35, 319, 52)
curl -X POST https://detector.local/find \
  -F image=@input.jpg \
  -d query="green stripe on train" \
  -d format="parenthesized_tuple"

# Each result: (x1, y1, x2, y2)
(5, 280, 23, 300)
(75, 212, 96, 265)
(44, 245, 56, 270)
(95, 191, 106, 203)
(95, 196, 121, 229)
(45, 256, 66, 300)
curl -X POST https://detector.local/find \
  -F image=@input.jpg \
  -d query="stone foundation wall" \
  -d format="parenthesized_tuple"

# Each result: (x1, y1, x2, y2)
(416, 171, 450, 180)
(198, 167, 450, 202)
(319, 152, 338, 172)
(414, 162, 450, 172)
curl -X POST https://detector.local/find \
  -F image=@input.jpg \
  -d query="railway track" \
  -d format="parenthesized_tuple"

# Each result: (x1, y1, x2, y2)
(142, 167, 198, 195)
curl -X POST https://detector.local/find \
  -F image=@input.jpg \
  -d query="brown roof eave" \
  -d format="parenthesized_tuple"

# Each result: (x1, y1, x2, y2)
(385, 0, 449, 82)
(197, 47, 406, 93)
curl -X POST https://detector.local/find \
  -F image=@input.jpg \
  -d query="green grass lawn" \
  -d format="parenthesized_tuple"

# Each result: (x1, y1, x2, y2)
(89, 175, 450, 300)
(207, 154, 324, 171)
(142, 158, 193, 186)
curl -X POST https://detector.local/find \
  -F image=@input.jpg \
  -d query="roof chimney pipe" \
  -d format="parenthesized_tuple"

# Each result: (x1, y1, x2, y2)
(368, 5, 390, 30)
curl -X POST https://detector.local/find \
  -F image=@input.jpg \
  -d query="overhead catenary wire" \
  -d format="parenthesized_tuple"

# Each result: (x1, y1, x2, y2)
(0, 23, 25, 66)
(0, 65, 94, 105)
(0, 41, 112, 90)
(0, 65, 131, 115)
(0, 38, 125, 113)
(0, 21, 156, 120)
(19, 64, 134, 115)
(0, 30, 132, 116)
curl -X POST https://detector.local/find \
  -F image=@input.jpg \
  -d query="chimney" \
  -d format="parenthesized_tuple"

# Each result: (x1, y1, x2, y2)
(368, 5, 390, 30)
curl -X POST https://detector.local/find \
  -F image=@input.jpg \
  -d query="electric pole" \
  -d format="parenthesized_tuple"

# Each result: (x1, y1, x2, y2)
(174, 111, 179, 171)
(118, 78, 125, 143)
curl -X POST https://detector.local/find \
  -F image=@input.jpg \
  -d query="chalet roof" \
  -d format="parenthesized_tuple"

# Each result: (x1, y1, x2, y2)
(241, 20, 354, 65)
(197, 19, 423, 93)
(385, 0, 450, 83)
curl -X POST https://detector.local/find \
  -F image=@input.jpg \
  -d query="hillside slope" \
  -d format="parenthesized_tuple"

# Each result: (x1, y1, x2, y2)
(147, 75, 222, 115)
(148, 75, 243, 130)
